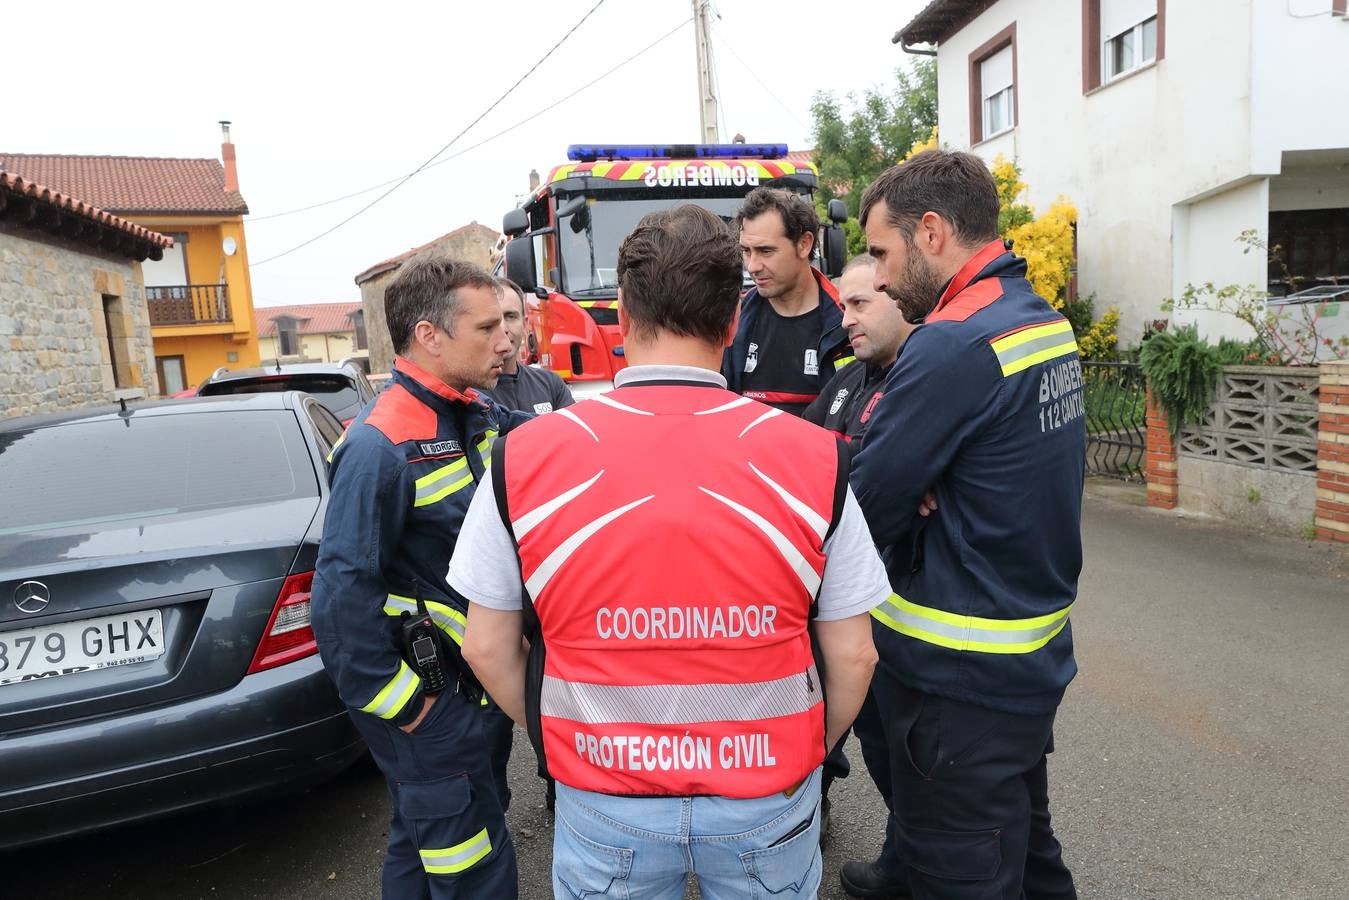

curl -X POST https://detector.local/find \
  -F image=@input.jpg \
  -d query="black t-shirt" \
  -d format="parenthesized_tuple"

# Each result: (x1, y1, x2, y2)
(739, 304, 825, 417)
(485, 365, 575, 415)
(802, 360, 891, 461)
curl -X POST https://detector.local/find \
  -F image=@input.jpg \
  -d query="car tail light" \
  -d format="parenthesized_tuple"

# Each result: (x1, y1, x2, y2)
(248, 571, 318, 674)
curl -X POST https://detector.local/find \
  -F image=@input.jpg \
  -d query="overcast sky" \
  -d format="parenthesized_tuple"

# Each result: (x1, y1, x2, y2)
(7, 0, 926, 307)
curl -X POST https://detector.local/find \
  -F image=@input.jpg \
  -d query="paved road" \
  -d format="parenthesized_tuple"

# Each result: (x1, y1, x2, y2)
(7, 483, 1348, 899)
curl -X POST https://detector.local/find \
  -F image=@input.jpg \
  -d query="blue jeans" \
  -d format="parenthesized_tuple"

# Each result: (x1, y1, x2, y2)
(552, 766, 823, 900)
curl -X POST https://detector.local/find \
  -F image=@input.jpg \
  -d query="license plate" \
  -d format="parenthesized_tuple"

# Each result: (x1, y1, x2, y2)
(0, 609, 165, 687)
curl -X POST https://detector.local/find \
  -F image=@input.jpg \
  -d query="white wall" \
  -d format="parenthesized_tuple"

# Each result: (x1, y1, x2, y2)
(1171, 177, 1269, 342)
(1250, 0, 1349, 174)
(935, 0, 1255, 343)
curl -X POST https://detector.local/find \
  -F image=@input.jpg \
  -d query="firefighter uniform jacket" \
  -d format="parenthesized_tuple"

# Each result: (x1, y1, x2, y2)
(312, 357, 527, 728)
(722, 267, 853, 411)
(853, 240, 1086, 716)
(495, 381, 850, 798)
(803, 359, 892, 459)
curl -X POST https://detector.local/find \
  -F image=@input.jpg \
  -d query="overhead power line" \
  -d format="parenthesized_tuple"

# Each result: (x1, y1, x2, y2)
(250, 16, 693, 225)
(251, 0, 609, 267)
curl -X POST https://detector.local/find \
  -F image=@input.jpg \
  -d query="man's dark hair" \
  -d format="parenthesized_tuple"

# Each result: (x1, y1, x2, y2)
(497, 277, 526, 314)
(385, 253, 498, 354)
(735, 187, 820, 248)
(859, 149, 1000, 247)
(617, 204, 741, 345)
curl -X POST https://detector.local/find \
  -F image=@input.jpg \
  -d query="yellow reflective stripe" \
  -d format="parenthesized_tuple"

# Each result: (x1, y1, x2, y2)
(326, 433, 346, 463)
(420, 827, 492, 874)
(384, 595, 467, 646)
(833, 355, 856, 371)
(990, 320, 1077, 377)
(359, 660, 421, 719)
(870, 593, 1072, 655)
(413, 456, 474, 507)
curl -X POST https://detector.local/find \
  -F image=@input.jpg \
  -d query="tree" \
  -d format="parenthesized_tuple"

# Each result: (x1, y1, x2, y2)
(810, 58, 937, 224)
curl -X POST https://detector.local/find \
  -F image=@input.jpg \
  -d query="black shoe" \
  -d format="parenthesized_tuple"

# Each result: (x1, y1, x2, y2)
(818, 795, 831, 847)
(840, 860, 910, 899)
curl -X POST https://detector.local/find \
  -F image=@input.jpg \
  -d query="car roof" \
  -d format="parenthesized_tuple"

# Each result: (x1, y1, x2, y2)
(0, 392, 304, 433)
(207, 362, 362, 383)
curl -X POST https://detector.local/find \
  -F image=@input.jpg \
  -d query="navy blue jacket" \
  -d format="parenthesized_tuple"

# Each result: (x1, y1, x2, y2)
(722, 267, 852, 400)
(852, 241, 1085, 716)
(311, 358, 528, 727)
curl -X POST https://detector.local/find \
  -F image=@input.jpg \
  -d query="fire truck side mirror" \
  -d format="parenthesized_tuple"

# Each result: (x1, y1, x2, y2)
(503, 208, 529, 238)
(827, 198, 848, 224)
(504, 238, 538, 294)
(822, 224, 847, 279)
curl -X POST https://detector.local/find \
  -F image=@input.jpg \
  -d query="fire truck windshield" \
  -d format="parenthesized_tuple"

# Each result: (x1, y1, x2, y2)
(557, 193, 753, 296)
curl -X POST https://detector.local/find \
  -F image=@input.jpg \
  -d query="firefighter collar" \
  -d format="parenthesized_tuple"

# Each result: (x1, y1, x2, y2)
(931, 239, 1011, 317)
(393, 356, 481, 405)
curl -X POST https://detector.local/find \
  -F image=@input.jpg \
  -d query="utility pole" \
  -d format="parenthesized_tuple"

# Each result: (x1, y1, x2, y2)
(692, 0, 720, 143)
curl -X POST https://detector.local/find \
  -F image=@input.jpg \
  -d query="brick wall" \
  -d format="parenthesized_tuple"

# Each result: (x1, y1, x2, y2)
(0, 229, 156, 418)
(1315, 360, 1349, 543)
(1145, 391, 1178, 509)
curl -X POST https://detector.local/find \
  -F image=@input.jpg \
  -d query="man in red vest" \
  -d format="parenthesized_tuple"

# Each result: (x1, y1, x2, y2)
(454, 203, 887, 899)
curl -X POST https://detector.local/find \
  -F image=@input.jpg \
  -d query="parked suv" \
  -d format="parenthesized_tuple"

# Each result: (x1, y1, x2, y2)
(0, 392, 362, 849)
(197, 360, 376, 425)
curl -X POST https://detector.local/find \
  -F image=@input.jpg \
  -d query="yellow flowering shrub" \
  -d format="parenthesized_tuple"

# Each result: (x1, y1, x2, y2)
(1077, 306, 1121, 359)
(902, 127, 940, 162)
(991, 155, 1076, 309)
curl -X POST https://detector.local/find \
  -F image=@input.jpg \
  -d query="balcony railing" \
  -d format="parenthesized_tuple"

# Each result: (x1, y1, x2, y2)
(146, 284, 231, 326)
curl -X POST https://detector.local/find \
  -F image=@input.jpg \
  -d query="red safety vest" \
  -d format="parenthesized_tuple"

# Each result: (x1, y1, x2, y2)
(495, 382, 847, 798)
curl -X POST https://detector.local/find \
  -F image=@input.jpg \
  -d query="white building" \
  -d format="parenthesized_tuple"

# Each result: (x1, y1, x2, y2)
(896, 0, 1349, 344)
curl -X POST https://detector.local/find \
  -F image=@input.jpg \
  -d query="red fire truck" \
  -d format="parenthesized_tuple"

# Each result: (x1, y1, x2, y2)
(500, 143, 846, 394)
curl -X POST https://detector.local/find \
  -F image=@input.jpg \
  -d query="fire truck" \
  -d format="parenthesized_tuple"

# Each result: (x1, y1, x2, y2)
(500, 143, 847, 394)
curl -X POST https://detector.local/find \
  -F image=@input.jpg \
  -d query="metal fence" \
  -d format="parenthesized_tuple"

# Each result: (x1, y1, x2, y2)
(1082, 360, 1146, 481)
(1177, 367, 1319, 473)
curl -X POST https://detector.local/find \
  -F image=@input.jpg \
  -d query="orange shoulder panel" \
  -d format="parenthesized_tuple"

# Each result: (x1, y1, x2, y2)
(363, 384, 438, 445)
(926, 278, 1003, 324)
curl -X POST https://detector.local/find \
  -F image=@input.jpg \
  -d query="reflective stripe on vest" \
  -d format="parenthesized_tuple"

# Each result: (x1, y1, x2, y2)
(833, 355, 856, 371)
(871, 593, 1071, 654)
(990, 319, 1077, 377)
(540, 666, 821, 726)
(360, 659, 420, 719)
(414, 457, 473, 506)
(419, 827, 492, 874)
(384, 594, 466, 646)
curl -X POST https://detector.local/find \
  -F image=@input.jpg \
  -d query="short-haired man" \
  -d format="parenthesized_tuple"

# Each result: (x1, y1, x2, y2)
(312, 255, 523, 899)
(844, 150, 1082, 899)
(723, 187, 852, 416)
(485, 278, 574, 415)
(802, 252, 914, 847)
(454, 204, 888, 899)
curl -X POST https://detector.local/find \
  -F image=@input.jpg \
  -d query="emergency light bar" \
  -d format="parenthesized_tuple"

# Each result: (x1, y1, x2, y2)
(567, 143, 789, 162)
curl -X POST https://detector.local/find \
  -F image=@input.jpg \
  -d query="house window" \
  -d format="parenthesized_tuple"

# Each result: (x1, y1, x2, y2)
(1085, 0, 1165, 92)
(351, 310, 368, 351)
(982, 46, 1015, 138)
(275, 315, 300, 356)
(140, 232, 190, 290)
(1103, 0, 1157, 81)
(157, 355, 187, 395)
(968, 24, 1017, 144)
(1267, 208, 1349, 297)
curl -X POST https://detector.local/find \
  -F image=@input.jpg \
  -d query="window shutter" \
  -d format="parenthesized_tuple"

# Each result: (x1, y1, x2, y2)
(980, 44, 1014, 99)
(1101, 0, 1156, 40)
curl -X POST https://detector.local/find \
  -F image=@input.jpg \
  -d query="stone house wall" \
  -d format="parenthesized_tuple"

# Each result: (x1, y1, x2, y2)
(1, 227, 156, 418)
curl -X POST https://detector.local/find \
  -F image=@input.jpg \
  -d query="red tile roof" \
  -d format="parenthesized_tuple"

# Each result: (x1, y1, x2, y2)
(355, 222, 500, 285)
(0, 154, 248, 216)
(784, 149, 815, 169)
(256, 302, 362, 338)
(0, 171, 173, 254)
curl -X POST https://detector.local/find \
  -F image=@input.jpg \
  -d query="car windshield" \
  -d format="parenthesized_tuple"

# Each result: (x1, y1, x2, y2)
(557, 192, 774, 296)
(0, 411, 318, 535)
(201, 374, 363, 420)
